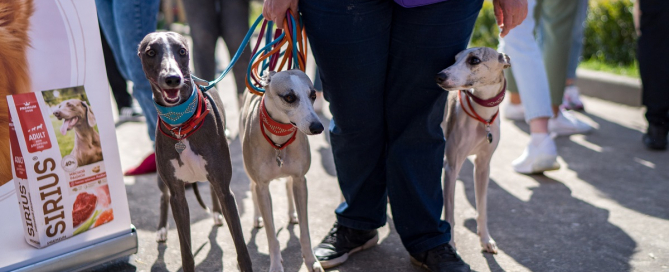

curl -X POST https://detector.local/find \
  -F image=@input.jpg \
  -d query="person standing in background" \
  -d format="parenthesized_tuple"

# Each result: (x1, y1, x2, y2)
(635, 0, 669, 150)
(99, 26, 143, 123)
(96, 0, 161, 175)
(504, 0, 592, 137)
(561, 0, 589, 111)
(499, 0, 561, 174)
(181, 0, 251, 107)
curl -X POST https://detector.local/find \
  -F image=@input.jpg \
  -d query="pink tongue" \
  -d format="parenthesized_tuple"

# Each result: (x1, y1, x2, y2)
(60, 117, 78, 135)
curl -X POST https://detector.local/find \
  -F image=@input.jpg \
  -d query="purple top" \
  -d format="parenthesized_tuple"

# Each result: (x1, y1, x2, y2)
(395, 0, 448, 8)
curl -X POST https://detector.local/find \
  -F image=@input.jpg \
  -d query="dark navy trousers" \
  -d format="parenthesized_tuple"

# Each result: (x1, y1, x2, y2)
(300, 0, 483, 254)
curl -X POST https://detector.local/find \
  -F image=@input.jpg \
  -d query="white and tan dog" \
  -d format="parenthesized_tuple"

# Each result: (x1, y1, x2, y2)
(436, 47, 510, 254)
(239, 70, 325, 272)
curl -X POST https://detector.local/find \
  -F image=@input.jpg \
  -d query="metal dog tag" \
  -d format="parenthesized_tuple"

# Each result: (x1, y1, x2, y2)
(175, 141, 187, 154)
(275, 149, 283, 167)
(485, 125, 493, 144)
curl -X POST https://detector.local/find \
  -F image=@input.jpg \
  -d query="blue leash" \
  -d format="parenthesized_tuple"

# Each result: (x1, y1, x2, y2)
(191, 13, 304, 94)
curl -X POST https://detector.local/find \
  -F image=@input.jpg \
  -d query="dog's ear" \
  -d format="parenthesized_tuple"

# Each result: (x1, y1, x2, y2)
(261, 71, 278, 87)
(498, 53, 511, 69)
(81, 101, 97, 127)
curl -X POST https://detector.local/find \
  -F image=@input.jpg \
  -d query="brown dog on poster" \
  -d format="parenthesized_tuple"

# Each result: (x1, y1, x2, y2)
(0, 0, 34, 186)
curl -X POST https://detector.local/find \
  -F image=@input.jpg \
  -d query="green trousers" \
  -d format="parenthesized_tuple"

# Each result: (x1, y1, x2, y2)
(506, 0, 579, 107)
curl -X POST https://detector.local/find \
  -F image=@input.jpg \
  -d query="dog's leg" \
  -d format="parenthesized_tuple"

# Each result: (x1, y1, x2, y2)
(291, 176, 324, 272)
(251, 182, 264, 228)
(473, 153, 498, 254)
(443, 153, 465, 249)
(166, 181, 196, 271)
(156, 176, 170, 242)
(285, 178, 298, 224)
(253, 180, 284, 272)
(209, 178, 253, 271)
(210, 184, 224, 226)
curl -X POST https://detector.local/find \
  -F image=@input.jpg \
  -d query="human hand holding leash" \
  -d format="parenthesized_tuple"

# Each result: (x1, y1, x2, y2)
(263, 0, 298, 28)
(493, 0, 528, 37)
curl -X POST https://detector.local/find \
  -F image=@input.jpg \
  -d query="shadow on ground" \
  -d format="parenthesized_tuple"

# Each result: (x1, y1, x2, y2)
(459, 159, 636, 272)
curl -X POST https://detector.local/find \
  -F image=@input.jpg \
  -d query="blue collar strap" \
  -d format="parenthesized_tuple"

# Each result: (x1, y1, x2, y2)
(154, 85, 199, 126)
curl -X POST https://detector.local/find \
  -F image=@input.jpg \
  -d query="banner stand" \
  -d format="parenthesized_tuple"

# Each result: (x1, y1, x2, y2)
(13, 226, 137, 272)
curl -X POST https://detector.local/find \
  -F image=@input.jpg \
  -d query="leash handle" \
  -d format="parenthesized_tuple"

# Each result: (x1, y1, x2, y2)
(245, 11, 308, 96)
(192, 11, 308, 96)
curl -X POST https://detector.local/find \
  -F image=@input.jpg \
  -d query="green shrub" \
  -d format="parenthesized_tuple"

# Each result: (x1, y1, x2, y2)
(470, 1, 499, 48)
(582, 0, 636, 66)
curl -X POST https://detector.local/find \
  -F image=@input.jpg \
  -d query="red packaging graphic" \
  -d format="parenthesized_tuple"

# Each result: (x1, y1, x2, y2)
(7, 86, 114, 248)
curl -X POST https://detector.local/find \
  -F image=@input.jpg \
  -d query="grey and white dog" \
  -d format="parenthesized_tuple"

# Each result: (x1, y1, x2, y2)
(239, 70, 325, 272)
(436, 47, 511, 254)
(138, 32, 252, 271)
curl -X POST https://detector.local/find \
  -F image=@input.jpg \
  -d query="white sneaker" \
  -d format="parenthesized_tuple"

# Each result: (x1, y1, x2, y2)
(504, 103, 525, 121)
(548, 109, 593, 136)
(562, 85, 584, 111)
(512, 135, 560, 174)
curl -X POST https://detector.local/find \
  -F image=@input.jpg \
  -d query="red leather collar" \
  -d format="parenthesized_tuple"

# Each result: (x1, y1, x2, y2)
(463, 80, 506, 107)
(158, 90, 209, 141)
(259, 96, 297, 150)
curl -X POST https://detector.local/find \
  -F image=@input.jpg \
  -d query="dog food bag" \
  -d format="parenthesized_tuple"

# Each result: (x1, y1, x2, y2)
(7, 86, 114, 248)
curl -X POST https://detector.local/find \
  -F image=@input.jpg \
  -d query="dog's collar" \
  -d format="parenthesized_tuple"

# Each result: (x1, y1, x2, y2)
(462, 80, 506, 108)
(153, 85, 199, 126)
(157, 88, 209, 141)
(259, 96, 297, 150)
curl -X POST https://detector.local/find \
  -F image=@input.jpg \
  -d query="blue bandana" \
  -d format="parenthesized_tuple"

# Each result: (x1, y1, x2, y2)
(153, 85, 199, 126)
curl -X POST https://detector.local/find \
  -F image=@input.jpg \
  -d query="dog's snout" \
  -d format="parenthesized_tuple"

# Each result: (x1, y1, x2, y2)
(309, 122, 324, 134)
(435, 72, 448, 83)
(53, 111, 60, 118)
(165, 75, 182, 87)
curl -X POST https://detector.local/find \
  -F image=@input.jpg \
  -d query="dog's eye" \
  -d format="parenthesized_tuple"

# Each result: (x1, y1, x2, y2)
(309, 90, 317, 101)
(179, 48, 187, 56)
(468, 57, 481, 65)
(147, 49, 156, 57)
(283, 94, 296, 103)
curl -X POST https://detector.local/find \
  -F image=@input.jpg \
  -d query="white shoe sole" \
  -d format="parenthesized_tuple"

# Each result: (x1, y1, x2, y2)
(319, 233, 379, 269)
(514, 157, 560, 174)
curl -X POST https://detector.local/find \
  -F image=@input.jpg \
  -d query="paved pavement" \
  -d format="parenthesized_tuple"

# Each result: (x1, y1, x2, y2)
(88, 39, 668, 272)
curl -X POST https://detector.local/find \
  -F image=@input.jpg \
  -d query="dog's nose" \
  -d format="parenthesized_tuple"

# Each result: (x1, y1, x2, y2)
(53, 111, 60, 118)
(309, 122, 324, 134)
(165, 75, 182, 87)
(435, 72, 448, 83)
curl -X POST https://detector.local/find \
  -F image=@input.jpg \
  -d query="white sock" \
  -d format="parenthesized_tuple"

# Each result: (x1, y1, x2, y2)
(529, 133, 549, 147)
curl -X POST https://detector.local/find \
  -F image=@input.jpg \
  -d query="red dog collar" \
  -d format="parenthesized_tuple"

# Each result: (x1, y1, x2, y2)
(259, 96, 297, 150)
(157, 89, 209, 141)
(462, 80, 506, 108)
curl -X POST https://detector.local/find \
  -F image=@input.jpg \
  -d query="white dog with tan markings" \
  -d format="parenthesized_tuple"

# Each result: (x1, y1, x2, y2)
(436, 47, 511, 254)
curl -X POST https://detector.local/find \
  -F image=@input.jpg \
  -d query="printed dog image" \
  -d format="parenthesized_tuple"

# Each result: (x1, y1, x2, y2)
(44, 87, 103, 166)
(0, 0, 34, 186)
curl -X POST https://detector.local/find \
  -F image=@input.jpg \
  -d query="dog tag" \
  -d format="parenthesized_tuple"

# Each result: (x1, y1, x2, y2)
(275, 149, 283, 167)
(485, 125, 493, 144)
(175, 141, 187, 154)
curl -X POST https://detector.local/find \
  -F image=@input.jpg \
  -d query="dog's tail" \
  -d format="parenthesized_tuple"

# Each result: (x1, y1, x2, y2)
(191, 183, 210, 213)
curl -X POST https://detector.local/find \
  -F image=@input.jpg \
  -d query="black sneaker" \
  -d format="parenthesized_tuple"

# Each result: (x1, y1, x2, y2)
(410, 244, 471, 272)
(643, 124, 668, 150)
(314, 222, 379, 269)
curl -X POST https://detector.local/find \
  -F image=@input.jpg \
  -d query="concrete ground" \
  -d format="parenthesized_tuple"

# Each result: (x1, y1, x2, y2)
(87, 39, 668, 272)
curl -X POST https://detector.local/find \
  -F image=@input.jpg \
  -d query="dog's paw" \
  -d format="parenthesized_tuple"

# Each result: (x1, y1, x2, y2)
(480, 236, 498, 254)
(253, 217, 264, 228)
(289, 213, 299, 224)
(156, 227, 167, 243)
(212, 212, 224, 226)
(307, 261, 324, 272)
(269, 263, 284, 272)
